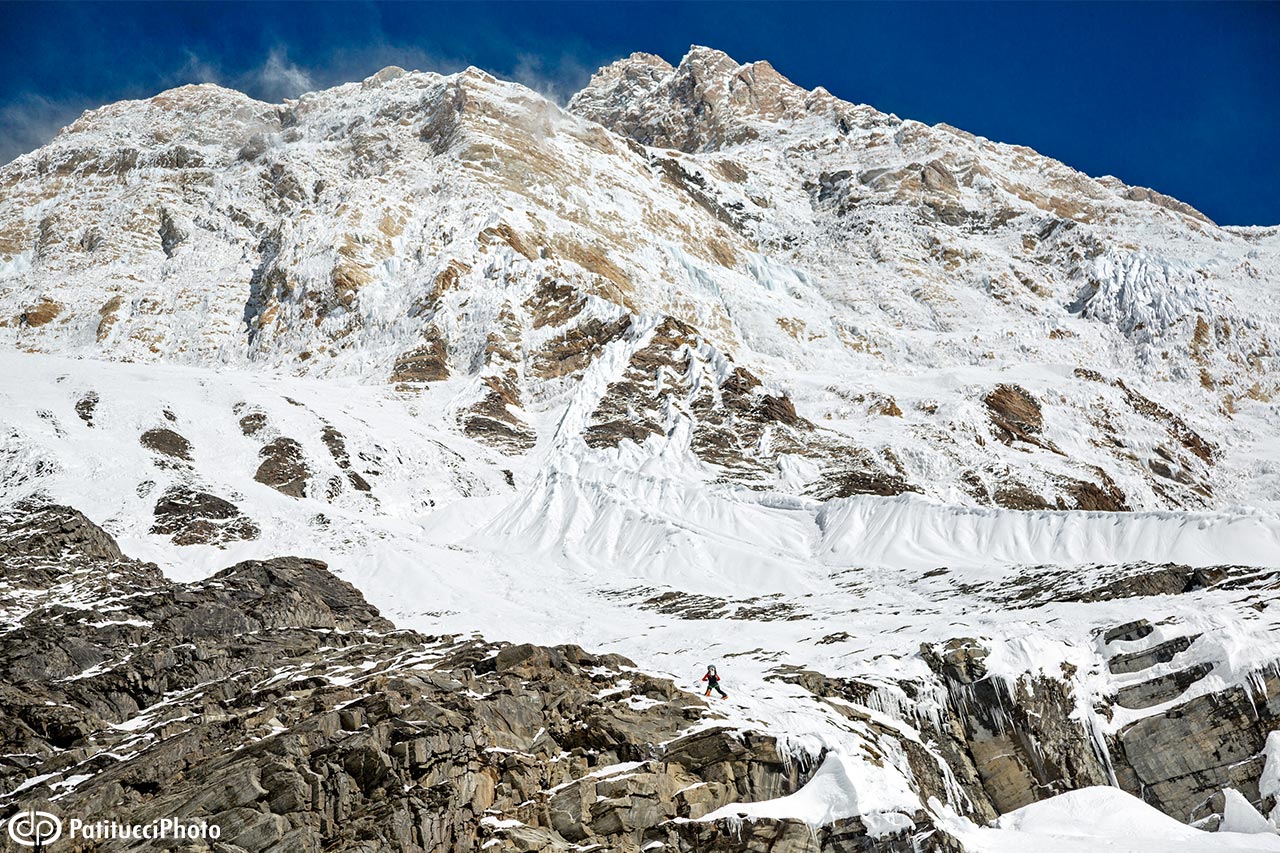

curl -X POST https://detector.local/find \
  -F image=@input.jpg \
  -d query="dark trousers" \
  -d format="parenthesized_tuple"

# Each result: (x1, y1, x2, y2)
(705, 681, 726, 697)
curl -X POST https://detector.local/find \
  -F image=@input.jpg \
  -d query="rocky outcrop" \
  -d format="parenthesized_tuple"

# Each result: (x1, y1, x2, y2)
(2, 503, 950, 853)
(390, 332, 450, 386)
(910, 626, 1280, 834)
(74, 391, 98, 426)
(151, 484, 259, 545)
(254, 436, 310, 498)
(0, 500, 123, 567)
(671, 812, 962, 853)
(982, 385, 1047, 449)
(238, 410, 268, 436)
(18, 298, 62, 327)
(581, 316, 914, 494)
(459, 304, 537, 453)
(321, 425, 372, 493)
(1114, 682, 1276, 823)
(1096, 622, 1280, 824)
(957, 560, 1249, 609)
(531, 316, 632, 381)
(139, 426, 193, 461)
(920, 640, 1112, 815)
(584, 316, 700, 450)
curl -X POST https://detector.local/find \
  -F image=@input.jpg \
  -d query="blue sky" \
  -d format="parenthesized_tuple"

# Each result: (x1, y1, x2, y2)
(2, 1, 1277, 225)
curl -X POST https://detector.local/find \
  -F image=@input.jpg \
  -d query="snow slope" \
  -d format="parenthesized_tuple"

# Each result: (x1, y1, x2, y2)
(942, 787, 1280, 852)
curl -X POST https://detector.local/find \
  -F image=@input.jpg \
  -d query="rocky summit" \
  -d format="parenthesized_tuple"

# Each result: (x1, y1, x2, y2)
(1, 45, 1279, 852)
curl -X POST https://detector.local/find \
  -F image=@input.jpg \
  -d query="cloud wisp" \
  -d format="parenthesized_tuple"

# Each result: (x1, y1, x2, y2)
(0, 93, 97, 166)
(250, 47, 316, 102)
(510, 51, 597, 105)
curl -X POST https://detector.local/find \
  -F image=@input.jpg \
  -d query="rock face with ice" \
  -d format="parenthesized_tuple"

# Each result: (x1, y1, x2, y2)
(1, 46, 1279, 852)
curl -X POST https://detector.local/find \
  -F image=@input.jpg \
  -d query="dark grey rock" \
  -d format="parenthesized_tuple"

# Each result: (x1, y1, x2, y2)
(1103, 619, 1155, 644)
(1108, 635, 1199, 675)
(1115, 663, 1214, 710)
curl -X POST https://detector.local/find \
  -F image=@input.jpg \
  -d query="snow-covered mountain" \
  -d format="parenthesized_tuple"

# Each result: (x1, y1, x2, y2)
(4, 46, 1279, 511)
(2, 46, 1280, 852)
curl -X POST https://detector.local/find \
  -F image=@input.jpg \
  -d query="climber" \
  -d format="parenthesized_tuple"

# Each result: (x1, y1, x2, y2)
(702, 664, 727, 699)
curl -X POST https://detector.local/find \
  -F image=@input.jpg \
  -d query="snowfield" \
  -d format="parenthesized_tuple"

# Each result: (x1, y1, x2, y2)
(943, 787, 1280, 852)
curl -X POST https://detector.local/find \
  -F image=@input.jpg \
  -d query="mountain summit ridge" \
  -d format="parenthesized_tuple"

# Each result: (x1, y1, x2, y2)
(567, 45, 845, 154)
